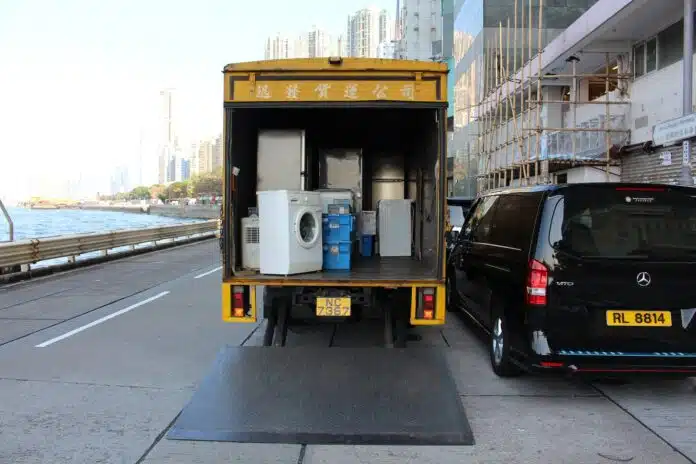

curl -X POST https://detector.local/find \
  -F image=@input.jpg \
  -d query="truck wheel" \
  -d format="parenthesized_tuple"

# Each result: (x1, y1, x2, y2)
(262, 306, 277, 346)
(273, 301, 290, 347)
(394, 309, 409, 348)
(490, 306, 522, 378)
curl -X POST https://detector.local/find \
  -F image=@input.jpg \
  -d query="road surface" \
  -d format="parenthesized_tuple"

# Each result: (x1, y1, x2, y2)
(0, 240, 694, 463)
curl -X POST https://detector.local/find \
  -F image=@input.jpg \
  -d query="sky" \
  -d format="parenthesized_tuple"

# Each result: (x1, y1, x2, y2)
(0, 0, 394, 202)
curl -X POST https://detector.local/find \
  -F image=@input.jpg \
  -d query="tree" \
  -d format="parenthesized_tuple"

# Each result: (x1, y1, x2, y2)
(150, 184, 165, 199)
(166, 181, 190, 199)
(191, 173, 222, 196)
(130, 186, 151, 200)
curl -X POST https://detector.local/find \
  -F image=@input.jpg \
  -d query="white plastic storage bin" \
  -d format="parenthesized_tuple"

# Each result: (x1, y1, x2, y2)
(318, 189, 354, 214)
(377, 200, 413, 257)
(358, 211, 377, 236)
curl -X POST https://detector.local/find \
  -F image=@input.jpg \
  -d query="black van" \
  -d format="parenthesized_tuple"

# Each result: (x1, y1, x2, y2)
(447, 182, 696, 377)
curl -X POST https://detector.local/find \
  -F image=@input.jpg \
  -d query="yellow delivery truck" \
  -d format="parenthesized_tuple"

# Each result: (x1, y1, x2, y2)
(219, 57, 449, 347)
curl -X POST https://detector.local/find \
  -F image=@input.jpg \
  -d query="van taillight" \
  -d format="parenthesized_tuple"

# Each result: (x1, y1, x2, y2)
(233, 286, 245, 317)
(526, 260, 548, 306)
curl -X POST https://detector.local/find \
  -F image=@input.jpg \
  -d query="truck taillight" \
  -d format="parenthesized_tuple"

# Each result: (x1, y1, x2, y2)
(233, 286, 245, 317)
(526, 260, 548, 306)
(423, 290, 434, 319)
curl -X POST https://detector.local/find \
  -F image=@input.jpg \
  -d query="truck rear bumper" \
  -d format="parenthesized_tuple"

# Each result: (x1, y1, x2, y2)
(221, 281, 446, 326)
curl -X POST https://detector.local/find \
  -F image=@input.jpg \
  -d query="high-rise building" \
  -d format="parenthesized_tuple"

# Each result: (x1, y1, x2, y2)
(265, 34, 291, 59)
(346, 8, 393, 58)
(291, 35, 309, 58)
(167, 156, 177, 183)
(265, 33, 310, 59)
(189, 143, 199, 176)
(265, 29, 345, 60)
(174, 156, 191, 182)
(307, 26, 332, 58)
(212, 135, 223, 173)
(158, 89, 175, 185)
(110, 166, 130, 196)
(332, 34, 345, 56)
(377, 40, 397, 58)
(398, 0, 442, 60)
(195, 139, 214, 175)
(181, 158, 190, 181)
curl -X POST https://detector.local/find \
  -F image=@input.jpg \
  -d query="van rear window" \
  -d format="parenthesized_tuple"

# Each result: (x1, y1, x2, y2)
(548, 187, 696, 261)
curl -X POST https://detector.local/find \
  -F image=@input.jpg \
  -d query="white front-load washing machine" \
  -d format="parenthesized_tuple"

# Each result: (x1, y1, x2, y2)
(258, 190, 323, 275)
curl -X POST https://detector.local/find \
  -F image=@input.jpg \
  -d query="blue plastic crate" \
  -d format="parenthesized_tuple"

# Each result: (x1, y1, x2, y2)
(360, 234, 374, 257)
(322, 214, 354, 242)
(323, 241, 352, 270)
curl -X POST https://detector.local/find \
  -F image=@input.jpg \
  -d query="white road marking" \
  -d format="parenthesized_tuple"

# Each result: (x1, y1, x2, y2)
(194, 266, 222, 279)
(35, 291, 170, 348)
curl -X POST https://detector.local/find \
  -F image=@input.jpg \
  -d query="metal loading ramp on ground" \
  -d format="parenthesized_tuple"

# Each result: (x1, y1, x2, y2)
(167, 346, 474, 446)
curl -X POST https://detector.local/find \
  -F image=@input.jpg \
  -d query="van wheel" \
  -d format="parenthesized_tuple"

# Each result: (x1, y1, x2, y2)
(490, 308, 522, 378)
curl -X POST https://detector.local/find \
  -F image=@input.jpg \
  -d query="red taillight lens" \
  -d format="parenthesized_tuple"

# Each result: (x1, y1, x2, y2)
(233, 286, 245, 317)
(526, 260, 548, 305)
(423, 292, 434, 319)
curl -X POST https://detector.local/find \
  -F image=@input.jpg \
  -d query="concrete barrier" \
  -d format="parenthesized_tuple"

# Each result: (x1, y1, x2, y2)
(80, 204, 219, 219)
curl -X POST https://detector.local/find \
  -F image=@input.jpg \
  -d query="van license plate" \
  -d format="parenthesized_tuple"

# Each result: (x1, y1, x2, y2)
(316, 297, 351, 316)
(606, 310, 672, 327)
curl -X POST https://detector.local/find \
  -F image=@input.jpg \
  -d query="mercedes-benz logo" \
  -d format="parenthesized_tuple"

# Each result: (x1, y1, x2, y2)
(636, 272, 651, 287)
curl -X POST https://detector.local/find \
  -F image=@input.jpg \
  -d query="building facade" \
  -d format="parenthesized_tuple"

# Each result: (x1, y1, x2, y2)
(265, 34, 291, 59)
(450, 0, 599, 195)
(460, 0, 696, 191)
(266, 29, 344, 59)
(264, 33, 308, 59)
(377, 40, 397, 58)
(346, 8, 393, 57)
(398, 0, 442, 60)
(158, 89, 174, 185)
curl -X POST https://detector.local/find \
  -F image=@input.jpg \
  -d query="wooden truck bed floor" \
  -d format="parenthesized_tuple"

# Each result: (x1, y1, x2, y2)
(231, 256, 438, 283)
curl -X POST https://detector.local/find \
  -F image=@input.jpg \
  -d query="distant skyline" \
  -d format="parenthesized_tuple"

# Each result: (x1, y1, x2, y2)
(0, 0, 394, 202)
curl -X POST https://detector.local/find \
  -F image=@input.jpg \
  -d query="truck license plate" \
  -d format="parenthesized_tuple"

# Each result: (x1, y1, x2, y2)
(316, 297, 351, 316)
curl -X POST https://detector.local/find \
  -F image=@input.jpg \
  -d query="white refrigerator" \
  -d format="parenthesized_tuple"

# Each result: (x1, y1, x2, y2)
(377, 199, 413, 257)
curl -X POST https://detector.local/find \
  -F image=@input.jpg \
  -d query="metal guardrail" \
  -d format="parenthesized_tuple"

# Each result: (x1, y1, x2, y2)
(0, 220, 218, 269)
(0, 198, 12, 242)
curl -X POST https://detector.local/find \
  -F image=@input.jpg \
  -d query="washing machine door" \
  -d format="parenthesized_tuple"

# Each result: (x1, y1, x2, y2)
(294, 207, 320, 248)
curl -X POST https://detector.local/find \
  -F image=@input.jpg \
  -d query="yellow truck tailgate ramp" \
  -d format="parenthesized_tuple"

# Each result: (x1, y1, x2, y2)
(167, 346, 474, 445)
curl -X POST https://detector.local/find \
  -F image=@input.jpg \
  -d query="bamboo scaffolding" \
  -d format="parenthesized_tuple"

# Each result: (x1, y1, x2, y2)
(497, 21, 504, 187)
(472, 0, 632, 192)
(604, 52, 611, 181)
(535, 0, 543, 183)
(525, 0, 532, 184)
(505, 16, 511, 185)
